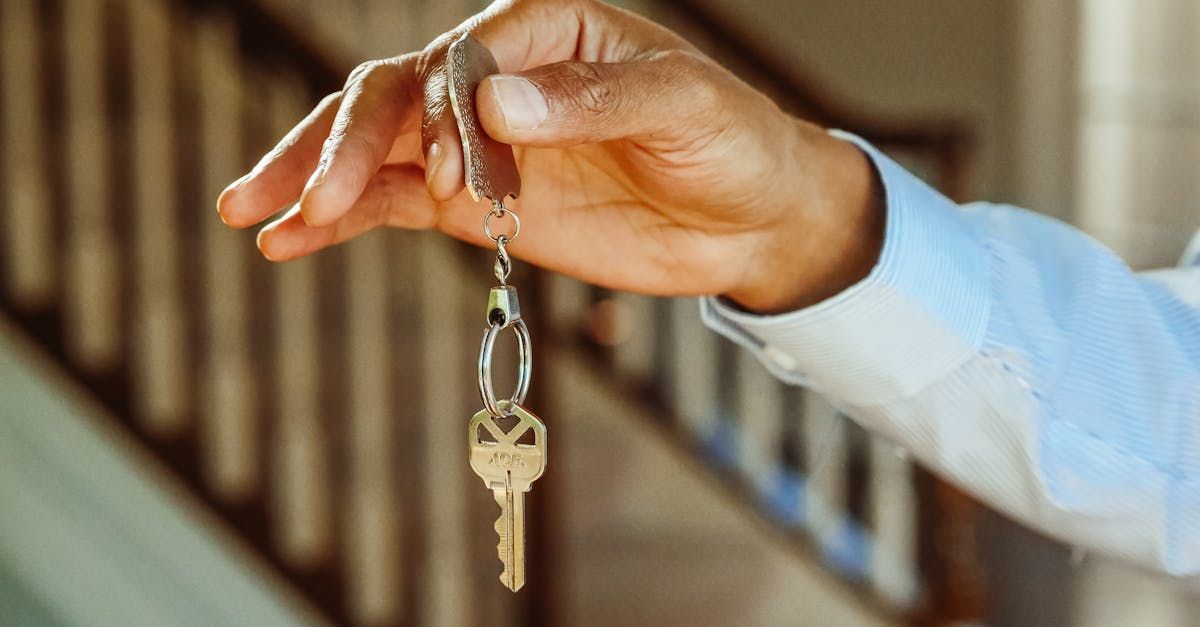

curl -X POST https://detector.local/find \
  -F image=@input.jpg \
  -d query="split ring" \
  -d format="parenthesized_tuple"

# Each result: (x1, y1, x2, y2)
(483, 206, 521, 243)
(477, 318, 532, 417)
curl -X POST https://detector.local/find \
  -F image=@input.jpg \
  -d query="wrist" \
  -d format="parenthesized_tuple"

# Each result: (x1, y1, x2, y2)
(725, 122, 884, 314)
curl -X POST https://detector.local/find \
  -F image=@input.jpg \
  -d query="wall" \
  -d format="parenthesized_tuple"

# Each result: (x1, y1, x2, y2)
(1074, 0, 1200, 269)
(695, 0, 1015, 202)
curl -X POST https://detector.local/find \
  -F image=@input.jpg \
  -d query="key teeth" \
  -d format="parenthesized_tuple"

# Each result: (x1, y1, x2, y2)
(495, 511, 515, 591)
(499, 573, 523, 592)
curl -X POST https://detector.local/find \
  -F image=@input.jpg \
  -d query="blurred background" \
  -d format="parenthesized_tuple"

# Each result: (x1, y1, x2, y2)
(0, 0, 1197, 625)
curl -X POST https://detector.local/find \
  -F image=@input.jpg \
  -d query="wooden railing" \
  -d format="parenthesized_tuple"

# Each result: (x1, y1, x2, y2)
(0, 0, 979, 625)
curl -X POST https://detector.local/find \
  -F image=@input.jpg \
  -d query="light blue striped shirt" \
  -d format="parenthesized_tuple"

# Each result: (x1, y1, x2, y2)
(702, 132, 1200, 576)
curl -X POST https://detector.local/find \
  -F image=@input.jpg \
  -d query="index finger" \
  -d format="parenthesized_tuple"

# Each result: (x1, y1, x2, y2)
(298, 55, 420, 227)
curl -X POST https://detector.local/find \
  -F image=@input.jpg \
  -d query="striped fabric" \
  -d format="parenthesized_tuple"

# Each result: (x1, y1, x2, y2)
(702, 131, 1200, 577)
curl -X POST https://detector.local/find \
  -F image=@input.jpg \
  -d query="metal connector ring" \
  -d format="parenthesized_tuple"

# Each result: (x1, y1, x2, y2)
(483, 204, 521, 243)
(477, 318, 532, 417)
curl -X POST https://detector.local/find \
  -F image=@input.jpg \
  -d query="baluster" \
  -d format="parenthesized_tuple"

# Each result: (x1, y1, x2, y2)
(345, 230, 402, 625)
(667, 298, 719, 442)
(128, 0, 189, 433)
(418, 235, 475, 627)
(269, 77, 333, 569)
(545, 273, 591, 337)
(842, 420, 872, 579)
(387, 227, 424, 620)
(868, 437, 919, 609)
(772, 385, 808, 526)
(196, 11, 259, 502)
(735, 351, 783, 495)
(61, 0, 121, 370)
(0, 0, 54, 310)
(803, 393, 847, 560)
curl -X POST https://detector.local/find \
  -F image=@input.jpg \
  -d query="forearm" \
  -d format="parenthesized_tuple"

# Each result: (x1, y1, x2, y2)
(704, 133, 1200, 575)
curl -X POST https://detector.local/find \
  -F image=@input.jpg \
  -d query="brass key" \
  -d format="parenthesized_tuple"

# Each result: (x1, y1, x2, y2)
(468, 402, 547, 591)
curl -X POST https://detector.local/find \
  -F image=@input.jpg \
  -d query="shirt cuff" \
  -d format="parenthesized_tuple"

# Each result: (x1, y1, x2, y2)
(700, 131, 991, 405)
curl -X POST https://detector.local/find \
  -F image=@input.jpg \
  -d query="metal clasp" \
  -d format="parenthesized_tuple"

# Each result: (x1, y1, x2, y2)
(486, 285, 521, 327)
(478, 286, 531, 417)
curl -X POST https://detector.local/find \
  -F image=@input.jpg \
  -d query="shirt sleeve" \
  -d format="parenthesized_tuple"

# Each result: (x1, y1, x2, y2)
(701, 131, 1200, 576)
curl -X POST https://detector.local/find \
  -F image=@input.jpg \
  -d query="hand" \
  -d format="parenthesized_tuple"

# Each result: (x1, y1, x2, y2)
(216, 0, 882, 313)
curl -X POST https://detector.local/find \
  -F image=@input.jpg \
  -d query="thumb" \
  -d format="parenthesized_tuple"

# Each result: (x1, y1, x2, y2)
(476, 51, 722, 147)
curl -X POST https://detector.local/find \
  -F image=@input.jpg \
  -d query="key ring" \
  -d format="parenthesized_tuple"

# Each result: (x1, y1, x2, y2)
(477, 316, 532, 417)
(484, 200, 521, 243)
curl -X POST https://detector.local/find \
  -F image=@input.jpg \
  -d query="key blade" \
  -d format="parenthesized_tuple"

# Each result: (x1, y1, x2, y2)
(492, 483, 527, 592)
(447, 33, 521, 203)
(492, 487, 515, 591)
(511, 487, 526, 591)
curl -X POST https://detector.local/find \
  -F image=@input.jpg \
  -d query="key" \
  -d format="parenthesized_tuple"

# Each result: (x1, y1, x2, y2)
(468, 401, 547, 591)
(450, 31, 547, 593)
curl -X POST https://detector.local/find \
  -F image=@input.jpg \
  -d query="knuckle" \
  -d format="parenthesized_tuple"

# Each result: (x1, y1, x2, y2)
(346, 59, 403, 93)
(345, 60, 377, 87)
(660, 49, 708, 85)
(417, 32, 457, 78)
(691, 78, 724, 117)
(658, 48, 705, 73)
(660, 49, 722, 111)
(548, 62, 618, 116)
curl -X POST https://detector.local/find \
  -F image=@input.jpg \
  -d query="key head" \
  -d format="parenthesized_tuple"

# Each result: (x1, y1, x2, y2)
(446, 33, 522, 203)
(468, 401, 547, 490)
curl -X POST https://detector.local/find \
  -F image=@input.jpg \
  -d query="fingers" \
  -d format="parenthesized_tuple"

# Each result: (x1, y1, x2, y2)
(476, 50, 724, 147)
(217, 92, 341, 228)
(417, 0, 600, 201)
(257, 164, 440, 261)
(224, 0, 694, 232)
(298, 56, 420, 227)
(419, 63, 466, 201)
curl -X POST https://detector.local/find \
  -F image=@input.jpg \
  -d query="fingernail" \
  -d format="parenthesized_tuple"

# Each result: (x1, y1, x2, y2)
(255, 228, 278, 261)
(425, 141, 444, 186)
(299, 164, 329, 225)
(216, 190, 237, 224)
(306, 162, 328, 190)
(488, 76, 548, 131)
(223, 172, 250, 195)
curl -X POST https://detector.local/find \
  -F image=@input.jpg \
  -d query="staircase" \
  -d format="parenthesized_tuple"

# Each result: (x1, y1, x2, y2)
(0, 0, 980, 625)
(0, 316, 323, 627)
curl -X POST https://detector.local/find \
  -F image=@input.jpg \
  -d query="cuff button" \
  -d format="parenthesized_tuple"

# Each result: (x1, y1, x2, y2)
(763, 345, 798, 371)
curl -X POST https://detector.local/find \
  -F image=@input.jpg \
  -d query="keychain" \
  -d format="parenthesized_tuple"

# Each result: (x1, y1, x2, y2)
(447, 33, 548, 593)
